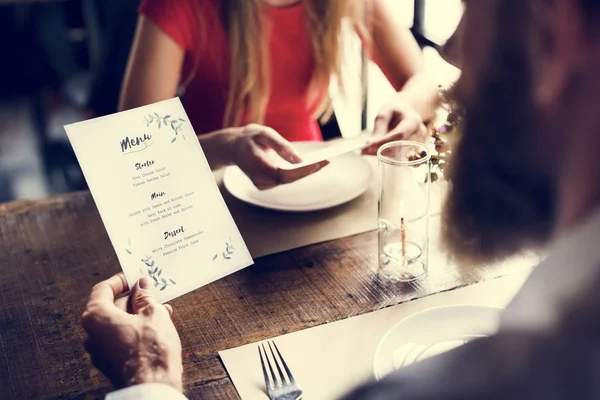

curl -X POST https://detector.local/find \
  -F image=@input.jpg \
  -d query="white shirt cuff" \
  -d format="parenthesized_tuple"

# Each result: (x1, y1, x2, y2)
(106, 383, 188, 400)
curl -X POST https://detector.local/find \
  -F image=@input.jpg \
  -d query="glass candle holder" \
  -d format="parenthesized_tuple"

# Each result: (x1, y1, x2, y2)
(377, 141, 431, 282)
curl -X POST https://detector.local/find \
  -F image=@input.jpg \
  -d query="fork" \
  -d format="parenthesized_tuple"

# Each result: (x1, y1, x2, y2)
(258, 341, 303, 400)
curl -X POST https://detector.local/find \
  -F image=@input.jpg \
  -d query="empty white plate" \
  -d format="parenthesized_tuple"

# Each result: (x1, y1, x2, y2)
(373, 305, 502, 380)
(223, 142, 373, 212)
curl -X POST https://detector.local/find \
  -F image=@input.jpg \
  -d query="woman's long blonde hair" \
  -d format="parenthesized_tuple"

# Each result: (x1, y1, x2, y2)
(190, 0, 370, 128)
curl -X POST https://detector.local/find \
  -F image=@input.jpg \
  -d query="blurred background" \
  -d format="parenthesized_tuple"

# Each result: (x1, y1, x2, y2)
(0, 0, 461, 203)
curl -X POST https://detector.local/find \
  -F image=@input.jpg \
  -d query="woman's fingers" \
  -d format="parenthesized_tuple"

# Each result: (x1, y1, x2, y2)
(278, 161, 329, 185)
(238, 141, 281, 190)
(235, 123, 328, 190)
(245, 148, 328, 190)
(372, 111, 393, 138)
(252, 126, 302, 164)
(363, 112, 426, 155)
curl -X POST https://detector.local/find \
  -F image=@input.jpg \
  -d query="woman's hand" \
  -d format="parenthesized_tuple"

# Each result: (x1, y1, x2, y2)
(229, 124, 328, 190)
(362, 94, 428, 156)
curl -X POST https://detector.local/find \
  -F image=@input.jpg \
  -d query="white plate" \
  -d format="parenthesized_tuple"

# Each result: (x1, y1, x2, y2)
(223, 142, 373, 212)
(373, 305, 502, 380)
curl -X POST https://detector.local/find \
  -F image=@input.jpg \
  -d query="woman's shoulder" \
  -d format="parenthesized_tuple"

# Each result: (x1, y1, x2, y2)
(139, 0, 221, 50)
(139, 0, 221, 16)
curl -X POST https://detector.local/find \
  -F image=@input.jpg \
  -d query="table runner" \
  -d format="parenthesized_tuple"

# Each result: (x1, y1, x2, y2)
(215, 158, 449, 259)
(214, 161, 378, 258)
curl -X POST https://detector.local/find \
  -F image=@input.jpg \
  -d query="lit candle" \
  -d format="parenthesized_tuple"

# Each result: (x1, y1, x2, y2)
(400, 201, 406, 264)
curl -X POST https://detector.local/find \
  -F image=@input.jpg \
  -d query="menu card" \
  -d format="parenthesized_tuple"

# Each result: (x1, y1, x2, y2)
(65, 98, 253, 303)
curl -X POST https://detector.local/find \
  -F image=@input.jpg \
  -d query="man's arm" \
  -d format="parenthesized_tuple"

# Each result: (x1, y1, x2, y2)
(342, 331, 593, 399)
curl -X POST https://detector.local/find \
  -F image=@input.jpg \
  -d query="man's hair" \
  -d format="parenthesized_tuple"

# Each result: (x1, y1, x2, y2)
(441, 0, 555, 265)
(583, 0, 600, 14)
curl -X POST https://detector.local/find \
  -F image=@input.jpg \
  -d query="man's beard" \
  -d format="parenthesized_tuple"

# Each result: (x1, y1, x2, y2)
(441, 5, 556, 266)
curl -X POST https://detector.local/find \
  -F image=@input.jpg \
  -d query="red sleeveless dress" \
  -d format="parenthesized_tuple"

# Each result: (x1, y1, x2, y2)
(139, 0, 325, 142)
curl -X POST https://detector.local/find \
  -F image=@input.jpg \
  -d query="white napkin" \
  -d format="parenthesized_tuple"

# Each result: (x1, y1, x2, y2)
(220, 270, 533, 400)
(276, 135, 371, 171)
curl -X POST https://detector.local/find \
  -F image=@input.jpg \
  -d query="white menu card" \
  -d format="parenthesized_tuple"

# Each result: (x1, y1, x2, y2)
(65, 98, 253, 303)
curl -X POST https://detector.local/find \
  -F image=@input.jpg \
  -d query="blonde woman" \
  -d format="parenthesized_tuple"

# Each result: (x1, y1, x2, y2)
(120, 0, 438, 189)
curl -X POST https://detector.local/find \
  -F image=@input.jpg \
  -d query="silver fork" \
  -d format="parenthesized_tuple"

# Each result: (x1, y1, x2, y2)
(258, 341, 303, 400)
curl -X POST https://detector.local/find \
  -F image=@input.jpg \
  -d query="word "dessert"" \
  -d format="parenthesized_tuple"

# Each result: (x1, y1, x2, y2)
(164, 226, 185, 240)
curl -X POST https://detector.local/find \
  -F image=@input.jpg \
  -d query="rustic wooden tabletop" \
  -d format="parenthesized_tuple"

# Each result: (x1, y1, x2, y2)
(0, 191, 526, 399)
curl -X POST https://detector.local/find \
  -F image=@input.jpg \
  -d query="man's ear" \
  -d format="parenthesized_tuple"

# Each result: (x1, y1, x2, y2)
(533, 0, 585, 108)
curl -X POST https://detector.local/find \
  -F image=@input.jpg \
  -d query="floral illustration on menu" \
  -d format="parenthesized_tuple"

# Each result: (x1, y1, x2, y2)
(144, 113, 187, 143)
(125, 238, 177, 291)
(140, 255, 177, 291)
(213, 238, 235, 261)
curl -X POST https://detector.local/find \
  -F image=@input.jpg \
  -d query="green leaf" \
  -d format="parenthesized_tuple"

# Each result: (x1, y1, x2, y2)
(171, 137, 176, 143)
(169, 279, 177, 284)
(152, 276, 158, 283)
(158, 269, 162, 277)
(178, 118, 185, 122)
(160, 285, 167, 291)
(153, 267, 158, 274)
(224, 255, 231, 260)
(125, 248, 132, 254)
(212, 254, 218, 261)
(161, 278, 167, 284)
(158, 121, 162, 129)
(154, 113, 160, 118)
(150, 260, 155, 267)
(165, 114, 171, 119)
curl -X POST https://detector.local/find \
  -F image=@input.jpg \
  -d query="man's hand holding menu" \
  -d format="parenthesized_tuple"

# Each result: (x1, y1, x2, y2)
(66, 98, 253, 302)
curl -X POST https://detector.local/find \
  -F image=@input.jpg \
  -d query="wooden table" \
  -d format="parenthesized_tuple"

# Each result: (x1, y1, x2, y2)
(0, 192, 525, 399)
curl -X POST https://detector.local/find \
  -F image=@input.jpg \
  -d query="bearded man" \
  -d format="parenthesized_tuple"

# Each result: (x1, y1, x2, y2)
(81, 0, 600, 398)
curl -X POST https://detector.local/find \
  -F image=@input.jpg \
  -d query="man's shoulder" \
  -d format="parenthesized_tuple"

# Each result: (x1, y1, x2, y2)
(342, 330, 597, 399)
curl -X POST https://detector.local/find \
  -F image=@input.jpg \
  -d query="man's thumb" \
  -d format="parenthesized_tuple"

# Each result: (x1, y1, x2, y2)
(131, 277, 158, 315)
